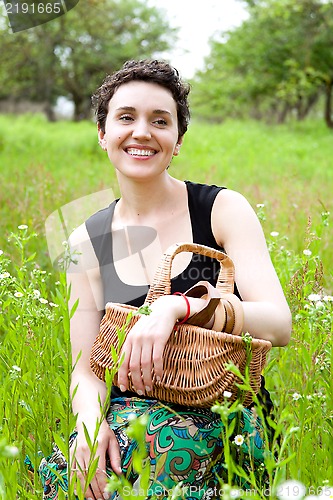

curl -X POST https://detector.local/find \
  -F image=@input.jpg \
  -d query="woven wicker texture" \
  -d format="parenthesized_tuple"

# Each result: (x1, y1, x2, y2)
(90, 242, 272, 407)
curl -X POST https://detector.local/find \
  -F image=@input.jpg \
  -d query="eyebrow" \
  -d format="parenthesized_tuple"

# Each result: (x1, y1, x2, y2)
(115, 106, 172, 116)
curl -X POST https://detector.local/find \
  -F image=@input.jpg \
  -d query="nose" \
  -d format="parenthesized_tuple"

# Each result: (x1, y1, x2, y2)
(132, 119, 151, 140)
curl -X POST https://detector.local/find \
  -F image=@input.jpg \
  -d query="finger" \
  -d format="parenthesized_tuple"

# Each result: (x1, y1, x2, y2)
(140, 341, 153, 391)
(71, 462, 91, 499)
(97, 453, 108, 491)
(83, 450, 106, 500)
(90, 465, 108, 500)
(128, 344, 145, 395)
(117, 340, 132, 391)
(152, 342, 165, 381)
(108, 436, 122, 475)
(81, 482, 94, 500)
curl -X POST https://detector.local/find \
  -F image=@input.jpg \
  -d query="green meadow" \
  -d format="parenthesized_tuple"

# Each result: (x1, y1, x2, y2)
(0, 114, 332, 498)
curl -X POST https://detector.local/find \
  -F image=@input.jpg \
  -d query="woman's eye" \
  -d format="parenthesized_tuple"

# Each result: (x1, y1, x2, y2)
(119, 115, 133, 122)
(154, 119, 167, 126)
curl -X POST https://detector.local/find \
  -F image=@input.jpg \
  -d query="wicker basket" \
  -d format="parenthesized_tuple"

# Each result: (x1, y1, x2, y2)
(90, 242, 272, 407)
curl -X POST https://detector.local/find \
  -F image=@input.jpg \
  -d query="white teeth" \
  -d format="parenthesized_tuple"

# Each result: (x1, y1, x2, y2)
(127, 148, 155, 156)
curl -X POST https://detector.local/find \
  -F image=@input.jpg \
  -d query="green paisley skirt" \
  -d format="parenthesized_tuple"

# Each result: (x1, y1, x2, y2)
(38, 397, 269, 499)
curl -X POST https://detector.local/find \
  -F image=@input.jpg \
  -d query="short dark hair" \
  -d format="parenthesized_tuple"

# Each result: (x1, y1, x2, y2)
(92, 59, 191, 139)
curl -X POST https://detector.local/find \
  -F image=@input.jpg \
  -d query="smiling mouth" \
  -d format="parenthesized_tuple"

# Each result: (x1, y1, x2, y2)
(126, 148, 156, 157)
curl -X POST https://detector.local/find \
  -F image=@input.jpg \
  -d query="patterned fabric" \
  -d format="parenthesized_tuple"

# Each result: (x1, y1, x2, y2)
(38, 397, 269, 499)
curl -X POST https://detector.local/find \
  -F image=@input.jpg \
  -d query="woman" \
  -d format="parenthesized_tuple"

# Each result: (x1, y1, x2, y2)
(39, 59, 292, 499)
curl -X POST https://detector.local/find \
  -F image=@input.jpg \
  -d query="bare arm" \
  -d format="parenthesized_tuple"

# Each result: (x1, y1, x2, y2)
(67, 225, 121, 499)
(212, 189, 292, 346)
(69, 271, 105, 432)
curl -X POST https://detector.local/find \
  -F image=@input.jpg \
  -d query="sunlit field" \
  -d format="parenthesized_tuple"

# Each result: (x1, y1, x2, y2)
(0, 114, 332, 498)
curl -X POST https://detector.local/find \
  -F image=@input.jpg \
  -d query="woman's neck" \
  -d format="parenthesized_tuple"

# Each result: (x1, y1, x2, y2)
(116, 172, 184, 223)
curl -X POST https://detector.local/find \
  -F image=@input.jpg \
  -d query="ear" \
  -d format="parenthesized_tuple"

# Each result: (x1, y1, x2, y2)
(173, 137, 183, 156)
(97, 124, 107, 151)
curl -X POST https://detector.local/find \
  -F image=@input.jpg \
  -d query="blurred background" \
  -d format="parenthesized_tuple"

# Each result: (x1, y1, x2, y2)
(1, 0, 332, 125)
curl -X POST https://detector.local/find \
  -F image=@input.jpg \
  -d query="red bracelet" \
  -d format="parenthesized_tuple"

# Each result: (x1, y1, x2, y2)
(173, 292, 191, 325)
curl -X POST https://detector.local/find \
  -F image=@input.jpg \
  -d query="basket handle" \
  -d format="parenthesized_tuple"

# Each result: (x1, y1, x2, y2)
(145, 242, 235, 304)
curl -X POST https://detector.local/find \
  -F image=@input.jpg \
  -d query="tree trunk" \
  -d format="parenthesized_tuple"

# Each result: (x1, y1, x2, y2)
(44, 102, 56, 122)
(302, 93, 319, 120)
(73, 96, 91, 121)
(277, 102, 290, 124)
(296, 98, 303, 121)
(324, 79, 333, 128)
(297, 93, 319, 121)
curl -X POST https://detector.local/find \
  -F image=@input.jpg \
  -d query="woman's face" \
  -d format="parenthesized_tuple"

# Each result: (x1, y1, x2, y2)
(98, 81, 181, 181)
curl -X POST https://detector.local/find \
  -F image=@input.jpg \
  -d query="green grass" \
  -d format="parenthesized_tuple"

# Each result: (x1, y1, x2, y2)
(0, 114, 331, 282)
(0, 114, 332, 498)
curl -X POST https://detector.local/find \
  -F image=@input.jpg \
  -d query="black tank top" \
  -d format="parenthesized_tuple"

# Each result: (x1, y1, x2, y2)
(85, 180, 230, 307)
(85, 180, 273, 412)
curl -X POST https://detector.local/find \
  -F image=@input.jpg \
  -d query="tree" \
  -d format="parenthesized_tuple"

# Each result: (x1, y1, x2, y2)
(0, 0, 177, 120)
(191, 0, 333, 127)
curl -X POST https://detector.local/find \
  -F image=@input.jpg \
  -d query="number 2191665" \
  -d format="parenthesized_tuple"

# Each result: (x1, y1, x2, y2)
(5, 3, 62, 14)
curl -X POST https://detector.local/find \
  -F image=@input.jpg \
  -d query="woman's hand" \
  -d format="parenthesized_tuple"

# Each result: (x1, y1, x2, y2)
(117, 295, 206, 395)
(71, 418, 121, 500)
(117, 296, 179, 395)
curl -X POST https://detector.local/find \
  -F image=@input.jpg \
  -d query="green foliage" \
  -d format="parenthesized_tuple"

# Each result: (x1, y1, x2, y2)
(264, 222, 333, 485)
(0, 228, 73, 498)
(0, 0, 177, 119)
(192, 0, 333, 126)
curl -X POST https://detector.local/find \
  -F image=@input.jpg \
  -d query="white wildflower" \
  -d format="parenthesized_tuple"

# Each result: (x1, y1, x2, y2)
(0, 272, 10, 279)
(292, 392, 302, 401)
(33, 290, 41, 298)
(303, 249, 312, 256)
(323, 295, 333, 302)
(256, 203, 265, 208)
(49, 302, 59, 308)
(223, 390, 232, 399)
(39, 298, 48, 304)
(270, 231, 279, 237)
(277, 480, 306, 500)
(315, 301, 324, 309)
(14, 291, 23, 298)
(18, 224, 28, 230)
(308, 294, 321, 302)
(12, 365, 21, 372)
(233, 434, 244, 446)
(0, 250, 3, 256)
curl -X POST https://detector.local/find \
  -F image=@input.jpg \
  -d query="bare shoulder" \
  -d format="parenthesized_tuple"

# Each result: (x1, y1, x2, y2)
(69, 223, 88, 243)
(67, 224, 103, 312)
(212, 189, 264, 248)
(67, 223, 99, 273)
(214, 188, 257, 214)
(68, 222, 89, 247)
